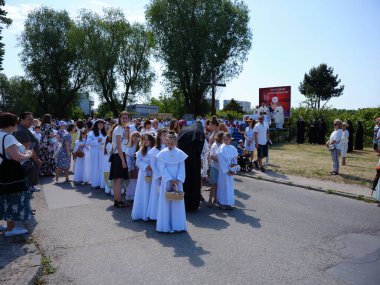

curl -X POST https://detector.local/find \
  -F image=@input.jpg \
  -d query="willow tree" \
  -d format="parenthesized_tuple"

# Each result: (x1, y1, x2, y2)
(19, 7, 88, 117)
(146, 0, 252, 116)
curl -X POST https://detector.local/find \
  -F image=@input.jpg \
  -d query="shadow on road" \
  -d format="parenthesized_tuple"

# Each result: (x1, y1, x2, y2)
(146, 231, 210, 267)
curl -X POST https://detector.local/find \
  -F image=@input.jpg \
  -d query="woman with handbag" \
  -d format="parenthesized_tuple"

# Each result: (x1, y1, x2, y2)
(326, 119, 343, 175)
(125, 131, 141, 202)
(132, 133, 155, 221)
(0, 112, 33, 237)
(156, 132, 188, 233)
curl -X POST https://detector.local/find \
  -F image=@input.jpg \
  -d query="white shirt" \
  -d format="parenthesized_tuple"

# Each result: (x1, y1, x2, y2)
(210, 142, 221, 169)
(253, 123, 268, 145)
(129, 124, 138, 133)
(0, 131, 22, 164)
(329, 129, 343, 150)
(112, 125, 127, 153)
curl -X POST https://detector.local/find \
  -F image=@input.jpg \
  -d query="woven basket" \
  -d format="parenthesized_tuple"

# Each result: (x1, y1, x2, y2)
(165, 184, 184, 201)
(144, 170, 152, 182)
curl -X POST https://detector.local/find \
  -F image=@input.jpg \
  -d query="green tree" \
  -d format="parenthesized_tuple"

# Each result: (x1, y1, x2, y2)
(146, 0, 252, 116)
(0, 0, 12, 71)
(223, 98, 243, 113)
(19, 7, 88, 117)
(118, 23, 155, 109)
(299, 63, 344, 110)
(148, 89, 186, 118)
(0, 74, 36, 115)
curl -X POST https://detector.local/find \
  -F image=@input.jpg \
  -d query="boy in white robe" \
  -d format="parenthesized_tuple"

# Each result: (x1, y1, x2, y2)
(217, 133, 238, 210)
(156, 133, 188, 233)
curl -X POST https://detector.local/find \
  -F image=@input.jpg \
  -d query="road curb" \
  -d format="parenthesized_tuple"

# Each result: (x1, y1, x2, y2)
(237, 172, 378, 203)
(0, 235, 41, 285)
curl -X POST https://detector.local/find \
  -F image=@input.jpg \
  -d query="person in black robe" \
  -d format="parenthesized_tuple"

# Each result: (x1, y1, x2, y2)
(177, 122, 205, 212)
(296, 117, 305, 144)
(354, 121, 364, 150)
(308, 119, 317, 144)
(347, 120, 354, 152)
(317, 118, 326, 144)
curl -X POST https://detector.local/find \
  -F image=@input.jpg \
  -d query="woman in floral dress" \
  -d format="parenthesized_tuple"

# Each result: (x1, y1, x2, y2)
(55, 124, 73, 183)
(39, 114, 56, 176)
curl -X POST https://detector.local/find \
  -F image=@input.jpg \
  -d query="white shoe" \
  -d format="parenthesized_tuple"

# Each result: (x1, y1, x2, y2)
(5, 227, 28, 237)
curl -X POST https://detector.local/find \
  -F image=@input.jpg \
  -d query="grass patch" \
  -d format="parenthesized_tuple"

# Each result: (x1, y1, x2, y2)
(326, 189, 335, 194)
(267, 144, 375, 186)
(34, 252, 56, 285)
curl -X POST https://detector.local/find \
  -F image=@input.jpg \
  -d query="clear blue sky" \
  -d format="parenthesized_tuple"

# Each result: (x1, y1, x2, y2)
(2, 0, 380, 110)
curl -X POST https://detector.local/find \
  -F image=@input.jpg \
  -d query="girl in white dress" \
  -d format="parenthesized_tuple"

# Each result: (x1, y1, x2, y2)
(125, 132, 141, 201)
(147, 128, 168, 220)
(87, 120, 107, 188)
(156, 132, 188, 233)
(102, 135, 113, 194)
(132, 134, 155, 221)
(340, 122, 349, 165)
(207, 131, 224, 207)
(244, 118, 255, 162)
(217, 133, 238, 210)
(73, 130, 89, 184)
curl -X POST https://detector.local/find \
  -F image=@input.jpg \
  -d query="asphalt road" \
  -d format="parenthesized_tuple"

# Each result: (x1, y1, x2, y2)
(31, 175, 380, 285)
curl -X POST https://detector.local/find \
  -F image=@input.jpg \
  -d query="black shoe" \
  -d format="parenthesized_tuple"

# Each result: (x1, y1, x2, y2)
(260, 167, 265, 173)
(114, 201, 127, 208)
(254, 160, 259, 168)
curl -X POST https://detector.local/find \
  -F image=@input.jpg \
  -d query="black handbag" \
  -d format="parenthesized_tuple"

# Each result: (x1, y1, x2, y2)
(21, 159, 35, 176)
(0, 134, 26, 195)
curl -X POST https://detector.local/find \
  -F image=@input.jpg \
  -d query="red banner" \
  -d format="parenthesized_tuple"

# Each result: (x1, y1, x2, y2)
(259, 86, 291, 118)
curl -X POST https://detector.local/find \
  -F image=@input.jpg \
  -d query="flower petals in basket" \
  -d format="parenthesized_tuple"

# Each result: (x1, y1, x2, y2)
(144, 170, 152, 183)
(165, 183, 184, 201)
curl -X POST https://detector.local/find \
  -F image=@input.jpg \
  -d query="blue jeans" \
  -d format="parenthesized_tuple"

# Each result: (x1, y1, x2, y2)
(330, 149, 341, 173)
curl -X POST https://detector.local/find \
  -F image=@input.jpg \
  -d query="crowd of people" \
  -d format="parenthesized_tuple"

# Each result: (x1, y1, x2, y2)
(0, 111, 272, 236)
(1, 110, 379, 237)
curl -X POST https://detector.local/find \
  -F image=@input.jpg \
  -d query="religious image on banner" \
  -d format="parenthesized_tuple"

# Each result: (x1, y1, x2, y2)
(259, 86, 291, 119)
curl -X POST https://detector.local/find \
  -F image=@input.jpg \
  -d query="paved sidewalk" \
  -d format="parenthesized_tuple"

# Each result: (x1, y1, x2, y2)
(238, 167, 377, 201)
(0, 219, 41, 285)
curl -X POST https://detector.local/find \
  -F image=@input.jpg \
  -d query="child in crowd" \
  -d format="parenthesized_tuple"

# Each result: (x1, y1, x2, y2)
(73, 130, 89, 184)
(125, 132, 141, 202)
(132, 134, 155, 221)
(217, 133, 238, 210)
(102, 135, 113, 194)
(237, 139, 245, 156)
(156, 132, 188, 233)
(208, 131, 224, 207)
(147, 128, 168, 220)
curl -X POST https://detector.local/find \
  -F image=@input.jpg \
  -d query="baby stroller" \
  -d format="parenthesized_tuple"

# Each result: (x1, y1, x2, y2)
(238, 153, 253, 172)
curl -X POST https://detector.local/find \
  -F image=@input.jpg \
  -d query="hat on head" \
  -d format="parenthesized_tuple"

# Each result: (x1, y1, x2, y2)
(58, 121, 67, 127)
(179, 119, 186, 127)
